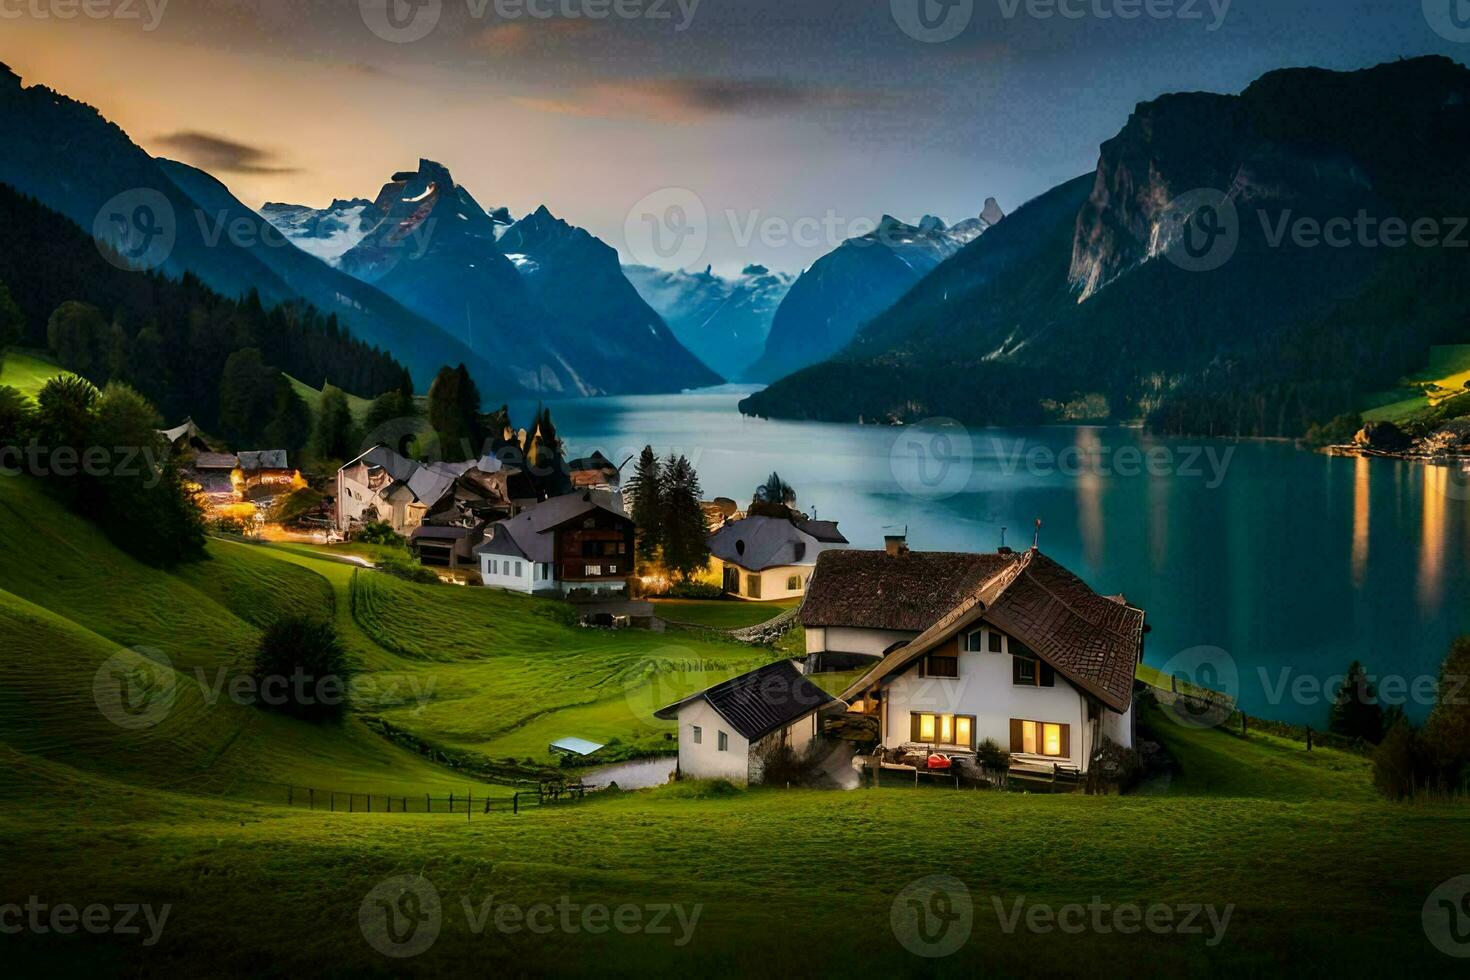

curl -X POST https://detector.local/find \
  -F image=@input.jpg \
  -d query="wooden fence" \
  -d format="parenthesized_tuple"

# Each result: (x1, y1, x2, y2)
(281, 781, 591, 820)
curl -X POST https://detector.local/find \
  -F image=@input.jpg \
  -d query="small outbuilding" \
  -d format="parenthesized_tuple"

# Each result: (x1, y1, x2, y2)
(654, 660, 841, 785)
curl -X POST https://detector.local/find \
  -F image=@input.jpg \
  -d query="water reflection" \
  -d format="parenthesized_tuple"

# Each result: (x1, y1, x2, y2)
(1419, 465, 1446, 614)
(1352, 457, 1370, 588)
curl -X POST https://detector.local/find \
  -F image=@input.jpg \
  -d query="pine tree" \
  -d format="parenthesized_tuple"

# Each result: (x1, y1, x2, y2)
(311, 384, 357, 462)
(0, 278, 23, 351)
(1423, 636, 1470, 787)
(263, 374, 313, 456)
(218, 349, 278, 446)
(1328, 660, 1384, 743)
(661, 454, 709, 581)
(627, 446, 664, 563)
(427, 364, 484, 461)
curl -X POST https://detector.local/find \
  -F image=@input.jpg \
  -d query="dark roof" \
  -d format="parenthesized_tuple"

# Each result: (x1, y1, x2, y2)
(569, 451, 617, 473)
(802, 550, 1018, 631)
(409, 524, 481, 542)
(192, 452, 239, 471)
(792, 519, 847, 544)
(707, 515, 843, 572)
(473, 490, 628, 563)
(837, 549, 1146, 713)
(655, 660, 838, 742)
(237, 450, 290, 471)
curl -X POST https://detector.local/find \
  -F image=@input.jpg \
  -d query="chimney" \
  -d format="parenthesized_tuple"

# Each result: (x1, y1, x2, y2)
(884, 534, 909, 557)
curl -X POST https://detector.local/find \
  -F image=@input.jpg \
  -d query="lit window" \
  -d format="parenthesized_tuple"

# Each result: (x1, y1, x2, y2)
(1023, 720, 1037, 754)
(919, 714, 936, 741)
(910, 713, 976, 749)
(587, 565, 602, 576)
(955, 716, 972, 747)
(692, 725, 702, 744)
(939, 714, 953, 743)
(1018, 720, 1066, 757)
(1044, 723, 1062, 756)
(717, 731, 729, 751)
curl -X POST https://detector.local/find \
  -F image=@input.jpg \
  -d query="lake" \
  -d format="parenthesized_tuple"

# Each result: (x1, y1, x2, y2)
(520, 387, 1470, 725)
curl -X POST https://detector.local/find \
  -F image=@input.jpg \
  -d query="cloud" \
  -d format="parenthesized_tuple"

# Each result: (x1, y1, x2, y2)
(471, 19, 597, 55)
(515, 78, 884, 123)
(151, 131, 300, 175)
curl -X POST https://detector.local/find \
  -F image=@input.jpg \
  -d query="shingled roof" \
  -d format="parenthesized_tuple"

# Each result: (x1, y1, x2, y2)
(802, 550, 1020, 632)
(655, 660, 839, 742)
(835, 549, 1146, 713)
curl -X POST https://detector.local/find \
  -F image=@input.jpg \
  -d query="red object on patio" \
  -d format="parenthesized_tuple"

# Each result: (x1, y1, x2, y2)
(927, 753, 953, 771)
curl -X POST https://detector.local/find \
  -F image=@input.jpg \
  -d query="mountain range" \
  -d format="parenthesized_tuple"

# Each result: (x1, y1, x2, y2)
(742, 57, 1470, 438)
(623, 263, 795, 380)
(745, 202, 1004, 382)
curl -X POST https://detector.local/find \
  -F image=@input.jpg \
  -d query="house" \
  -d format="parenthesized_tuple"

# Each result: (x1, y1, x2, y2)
(187, 451, 241, 505)
(408, 522, 486, 571)
(567, 451, 621, 492)
(474, 490, 633, 596)
(335, 445, 515, 535)
(706, 513, 848, 600)
(816, 542, 1145, 776)
(234, 450, 301, 497)
(654, 660, 839, 785)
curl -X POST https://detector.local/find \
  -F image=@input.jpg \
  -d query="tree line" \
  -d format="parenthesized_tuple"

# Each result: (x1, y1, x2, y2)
(626, 447, 709, 582)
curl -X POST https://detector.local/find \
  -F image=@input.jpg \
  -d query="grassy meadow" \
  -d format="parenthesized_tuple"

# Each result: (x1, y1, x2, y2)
(1361, 343, 1470, 423)
(0, 349, 71, 399)
(649, 597, 801, 630)
(0, 475, 1465, 976)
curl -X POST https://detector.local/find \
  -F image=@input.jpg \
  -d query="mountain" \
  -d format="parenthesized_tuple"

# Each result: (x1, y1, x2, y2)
(498, 205, 721, 393)
(741, 58, 1470, 437)
(745, 203, 1003, 382)
(267, 164, 718, 396)
(623, 263, 795, 380)
(0, 63, 504, 396)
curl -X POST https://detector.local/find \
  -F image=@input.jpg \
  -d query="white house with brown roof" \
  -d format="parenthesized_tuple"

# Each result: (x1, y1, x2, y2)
(807, 542, 1145, 775)
(706, 514, 848, 601)
(474, 490, 634, 596)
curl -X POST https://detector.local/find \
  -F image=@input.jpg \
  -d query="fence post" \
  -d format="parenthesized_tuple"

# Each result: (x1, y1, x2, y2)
(288, 785, 293, 806)
(330, 792, 335, 812)
(350, 794, 354, 814)
(402, 797, 407, 813)
(467, 790, 472, 823)
(309, 788, 314, 811)
(426, 794, 431, 814)
(513, 792, 519, 815)
(1306, 726, 1314, 752)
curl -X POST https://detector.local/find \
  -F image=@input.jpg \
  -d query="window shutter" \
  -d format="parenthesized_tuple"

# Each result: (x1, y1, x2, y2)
(910, 713, 922, 742)
(1060, 724, 1071, 759)
(1009, 719, 1023, 753)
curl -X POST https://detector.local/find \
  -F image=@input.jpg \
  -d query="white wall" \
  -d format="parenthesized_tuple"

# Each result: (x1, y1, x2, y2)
(1102, 700, 1134, 751)
(807, 626, 918, 658)
(675, 699, 751, 784)
(479, 554, 536, 593)
(881, 626, 1103, 771)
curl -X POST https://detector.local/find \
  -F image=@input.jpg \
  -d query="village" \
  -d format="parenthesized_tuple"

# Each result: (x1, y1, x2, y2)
(160, 412, 1150, 795)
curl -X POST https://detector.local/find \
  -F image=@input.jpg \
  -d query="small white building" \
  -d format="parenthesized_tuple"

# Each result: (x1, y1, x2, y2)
(706, 514, 848, 601)
(812, 542, 1145, 775)
(654, 660, 839, 786)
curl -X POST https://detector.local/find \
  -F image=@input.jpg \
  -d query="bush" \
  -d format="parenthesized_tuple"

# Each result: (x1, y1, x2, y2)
(251, 615, 352, 721)
(666, 581, 724, 599)
(976, 738, 1010, 772)
(356, 521, 403, 546)
(209, 516, 250, 537)
(1372, 720, 1427, 801)
(380, 555, 440, 584)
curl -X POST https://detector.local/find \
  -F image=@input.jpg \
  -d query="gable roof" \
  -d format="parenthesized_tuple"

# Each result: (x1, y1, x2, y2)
(707, 515, 842, 572)
(802, 550, 1019, 631)
(836, 549, 1145, 713)
(473, 490, 628, 564)
(654, 660, 839, 742)
(191, 452, 239, 471)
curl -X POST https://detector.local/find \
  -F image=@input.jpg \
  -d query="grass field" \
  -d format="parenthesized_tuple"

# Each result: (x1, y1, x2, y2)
(1361, 344, 1470, 423)
(1, 476, 1467, 975)
(650, 597, 801, 630)
(0, 350, 72, 399)
(286, 374, 375, 424)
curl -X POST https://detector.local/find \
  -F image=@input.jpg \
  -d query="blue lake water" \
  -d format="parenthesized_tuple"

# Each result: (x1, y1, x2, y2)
(521, 387, 1470, 725)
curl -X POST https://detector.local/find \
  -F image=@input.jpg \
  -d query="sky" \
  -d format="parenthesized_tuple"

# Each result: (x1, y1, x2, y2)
(6, 0, 1469, 275)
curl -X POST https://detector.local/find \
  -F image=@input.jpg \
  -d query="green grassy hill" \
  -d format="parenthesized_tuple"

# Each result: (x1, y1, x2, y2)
(286, 374, 375, 425)
(1, 476, 1466, 976)
(1362, 343, 1470, 423)
(0, 350, 71, 399)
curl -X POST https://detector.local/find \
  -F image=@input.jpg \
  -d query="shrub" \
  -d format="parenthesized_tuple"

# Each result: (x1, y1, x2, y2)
(380, 555, 440, 584)
(976, 738, 1010, 772)
(209, 516, 250, 536)
(1372, 720, 1426, 801)
(356, 521, 403, 546)
(666, 581, 724, 599)
(251, 615, 352, 721)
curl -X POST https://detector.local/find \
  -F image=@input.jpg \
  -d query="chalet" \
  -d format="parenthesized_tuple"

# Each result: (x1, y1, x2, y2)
(234, 450, 301, 497)
(707, 514, 848, 600)
(809, 541, 1145, 776)
(654, 660, 838, 785)
(474, 490, 633, 596)
(188, 451, 241, 505)
(567, 451, 621, 492)
(409, 522, 486, 572)
(335, 445, 516, 535)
